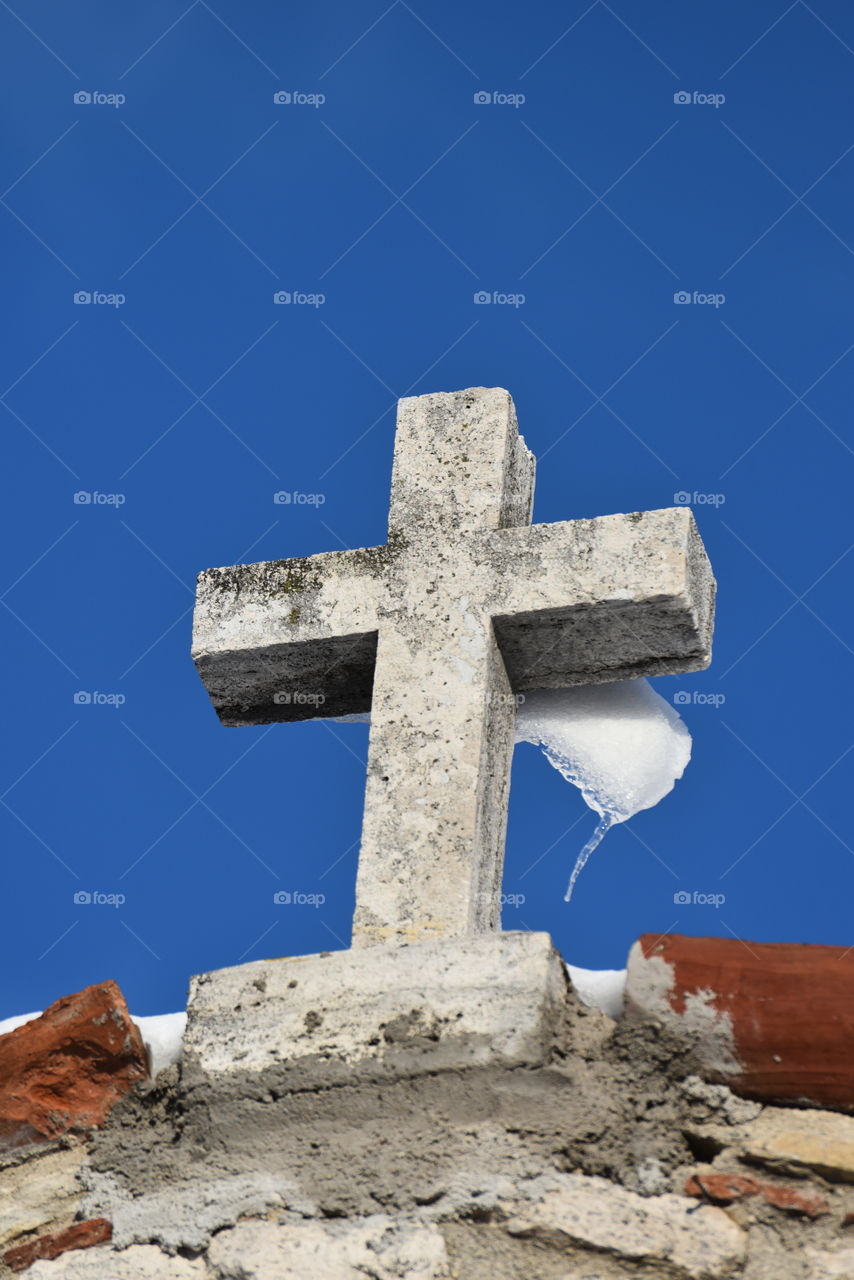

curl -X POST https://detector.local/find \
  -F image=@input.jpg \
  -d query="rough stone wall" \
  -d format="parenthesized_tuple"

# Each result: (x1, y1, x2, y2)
(4, 975, 854, 1279)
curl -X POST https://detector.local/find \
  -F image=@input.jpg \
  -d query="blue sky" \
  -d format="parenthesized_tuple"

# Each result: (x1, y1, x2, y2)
(2, 0, 853, 1018)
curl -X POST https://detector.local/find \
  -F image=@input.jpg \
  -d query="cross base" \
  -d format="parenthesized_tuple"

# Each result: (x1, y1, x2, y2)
(183, 933, 569, 1087)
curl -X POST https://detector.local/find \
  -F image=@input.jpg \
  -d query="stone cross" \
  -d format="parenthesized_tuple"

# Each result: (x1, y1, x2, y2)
(192, 388, 714, 949)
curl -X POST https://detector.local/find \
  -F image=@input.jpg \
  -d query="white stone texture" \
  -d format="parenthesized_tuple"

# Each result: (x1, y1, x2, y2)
(207, 1216, 451, 1279)
(502, 1172, 746, 1278)
(805, 1247, 854, 1279)
(26, 1244, 206, 1279)
(0, 1146, 87, 1248)
(745, 1225, 808, 1280)
(701, 1106, 854, 1183)
(185, 930, 567, 1079)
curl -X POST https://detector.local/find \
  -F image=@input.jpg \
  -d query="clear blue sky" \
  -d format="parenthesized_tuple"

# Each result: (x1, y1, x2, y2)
(3, 0, 853, 1018)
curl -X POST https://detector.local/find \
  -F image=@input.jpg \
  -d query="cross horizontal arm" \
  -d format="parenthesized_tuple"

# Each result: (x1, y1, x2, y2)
(486, 507, 715, 688)
(191, 543, 399, 726)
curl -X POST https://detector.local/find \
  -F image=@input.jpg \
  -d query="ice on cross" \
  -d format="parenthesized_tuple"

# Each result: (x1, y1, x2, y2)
(192, 388, 715, 948)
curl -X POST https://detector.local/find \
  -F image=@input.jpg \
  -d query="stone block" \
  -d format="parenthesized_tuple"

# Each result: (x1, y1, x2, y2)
(805, 1247, 854, 1279)
(712, 1107, 854, 1184)
(26, 1244, 206, 1278)
(0, 1146, 88, 1248)
(184, 931, 568, 1084)
(502, 1172, 746, 1279)
(744, 1224, 805, 1280)
(207, 1217, 451, 1279)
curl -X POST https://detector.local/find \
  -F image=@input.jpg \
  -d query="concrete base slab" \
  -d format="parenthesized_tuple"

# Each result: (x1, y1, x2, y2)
(183, 932, 568, 1085)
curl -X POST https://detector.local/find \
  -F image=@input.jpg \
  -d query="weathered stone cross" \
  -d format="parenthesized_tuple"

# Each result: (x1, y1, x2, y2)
(192, 388, 714, 949)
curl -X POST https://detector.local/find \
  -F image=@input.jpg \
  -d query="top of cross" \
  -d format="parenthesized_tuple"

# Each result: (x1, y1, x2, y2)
(386, 385, 535, 535)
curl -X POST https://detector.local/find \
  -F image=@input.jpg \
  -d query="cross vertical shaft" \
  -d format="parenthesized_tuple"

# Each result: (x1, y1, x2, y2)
(352, 389, 535, 945)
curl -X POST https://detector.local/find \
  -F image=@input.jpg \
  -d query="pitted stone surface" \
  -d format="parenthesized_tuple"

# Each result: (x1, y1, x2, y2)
(207, 1217, 451, 1279)
(193, 386, 715, 946)
(0, 1146, 87, 1249)
(805, 1246, 854, 1279)
(26, 1244, 205, 1278)
(184, 931, 567, 1081)
(501, 1172, 746, 1278)
(702, 1107, 854, 1184)
(745, 1225, 806, 1280)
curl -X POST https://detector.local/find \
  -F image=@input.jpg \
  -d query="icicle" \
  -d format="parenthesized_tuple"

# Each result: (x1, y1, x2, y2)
(565, 813, 613, 902)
